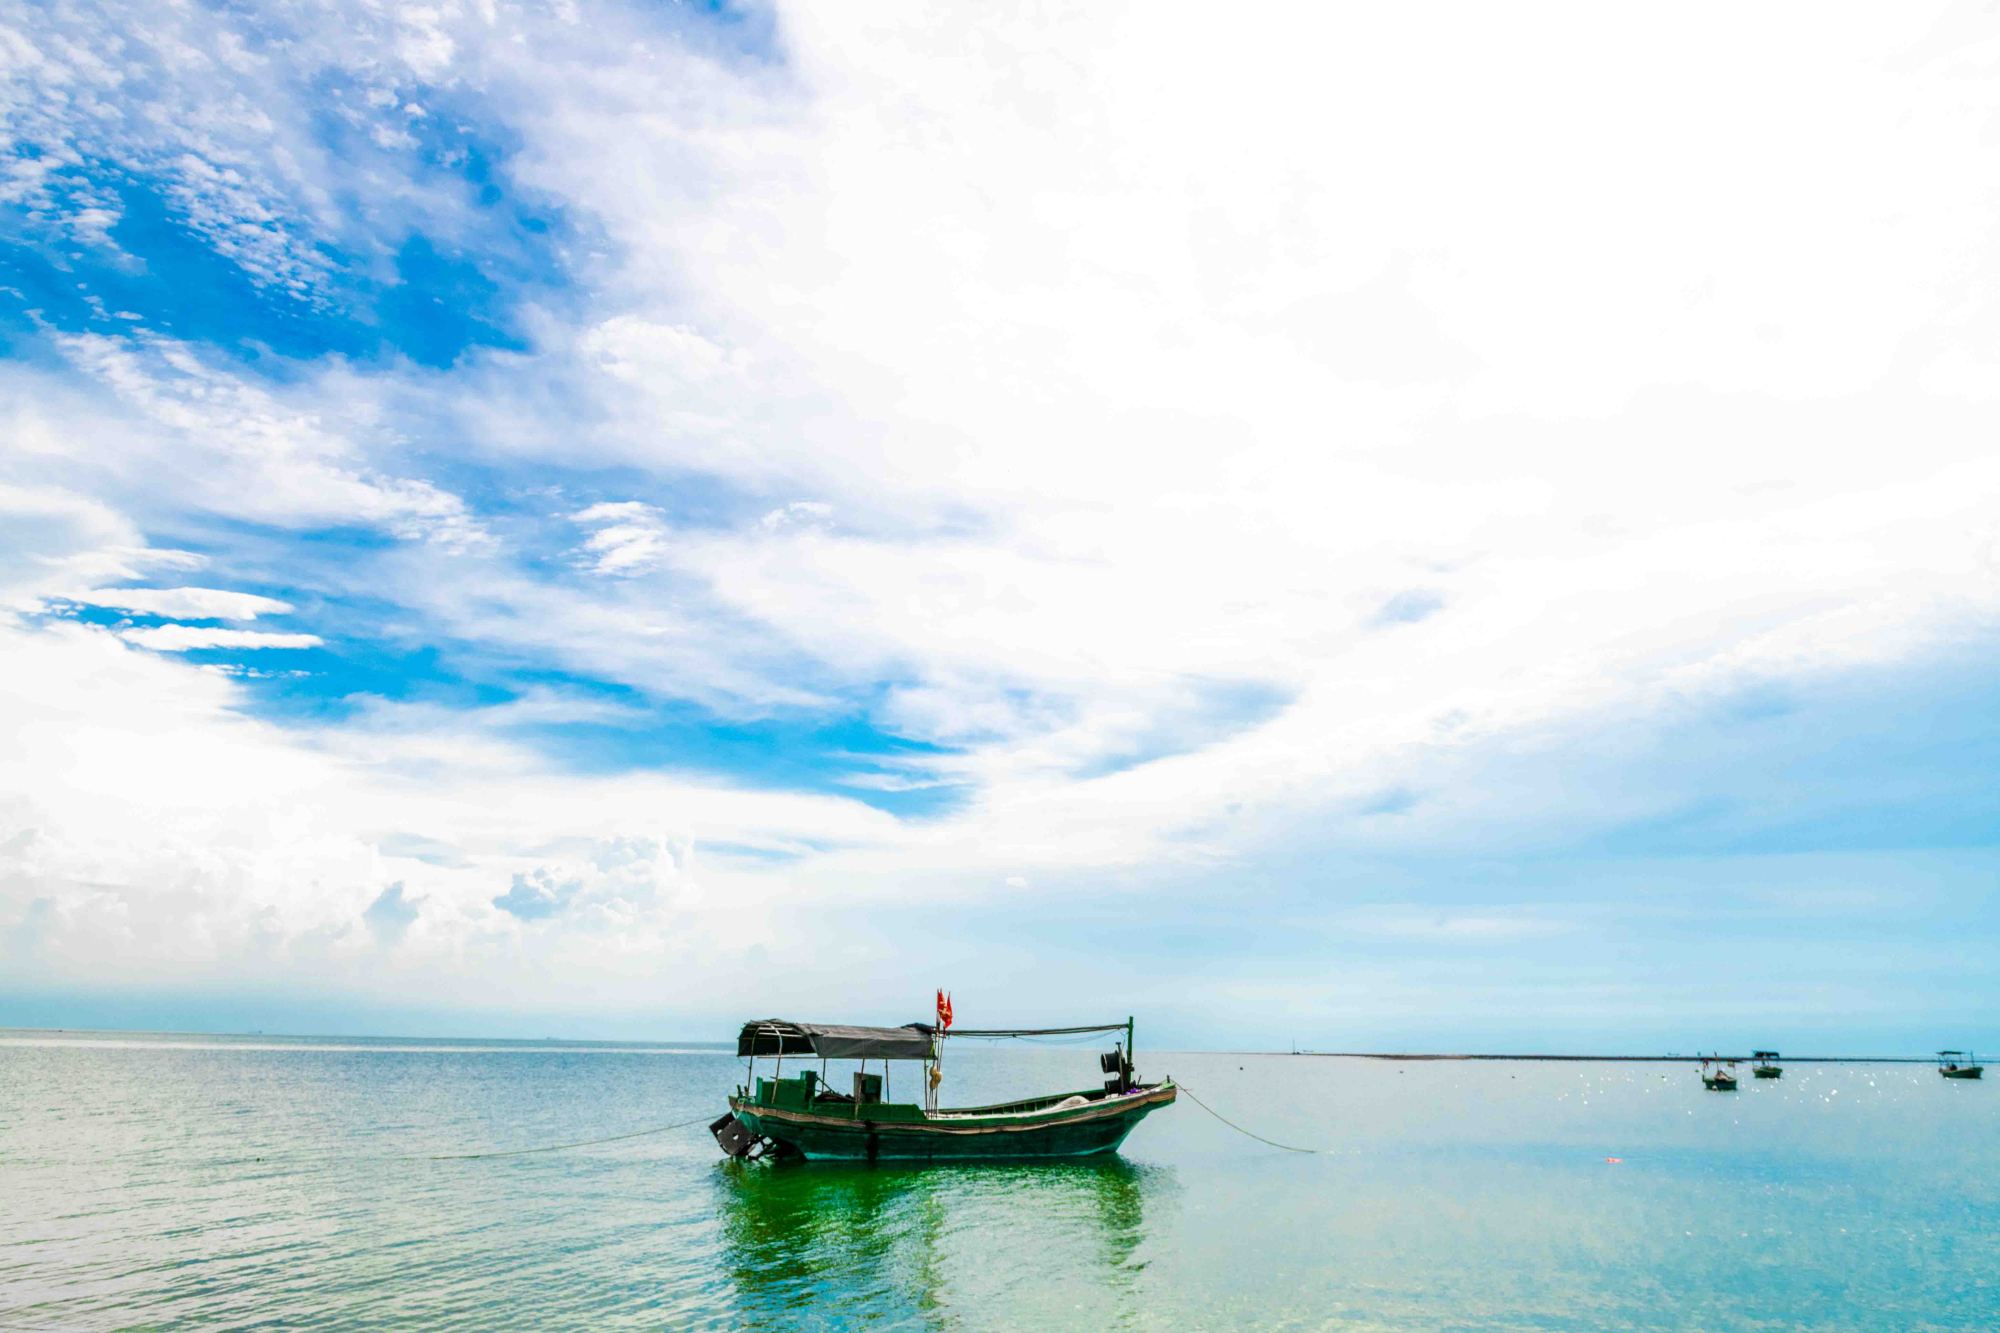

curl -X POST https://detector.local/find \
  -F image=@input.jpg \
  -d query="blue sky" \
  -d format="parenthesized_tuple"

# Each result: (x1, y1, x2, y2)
(1, 1, 1996, 1052)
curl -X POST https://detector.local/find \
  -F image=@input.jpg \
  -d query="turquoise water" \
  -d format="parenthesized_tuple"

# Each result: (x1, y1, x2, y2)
(2, 1032, 1996, 1329)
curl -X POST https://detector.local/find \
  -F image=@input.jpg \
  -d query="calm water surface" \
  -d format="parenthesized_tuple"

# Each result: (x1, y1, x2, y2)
(2, 1031, 1996, 1329)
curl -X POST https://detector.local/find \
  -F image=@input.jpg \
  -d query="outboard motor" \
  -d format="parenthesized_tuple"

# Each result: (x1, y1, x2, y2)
(710, 1113, 758, 1158)
(711, 1112, 796, 1161)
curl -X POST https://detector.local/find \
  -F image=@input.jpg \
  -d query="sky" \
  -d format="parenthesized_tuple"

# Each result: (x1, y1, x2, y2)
(1, 1, 1997, 1053)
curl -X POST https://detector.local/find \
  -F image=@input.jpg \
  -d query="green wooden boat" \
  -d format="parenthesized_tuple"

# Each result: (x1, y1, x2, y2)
(1938, 1050, 1984, 1080)
(711, 1017, 1176, 1162)
(1752, 1050, 1782, 1079)
(1700, 1057, 1738, 1090)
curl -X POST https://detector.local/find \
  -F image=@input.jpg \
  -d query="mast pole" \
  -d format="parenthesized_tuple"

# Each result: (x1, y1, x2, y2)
(1127, 1014, 1135, 1089)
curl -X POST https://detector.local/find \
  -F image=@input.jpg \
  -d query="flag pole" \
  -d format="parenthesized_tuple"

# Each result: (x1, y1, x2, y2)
(929, 988, 952, 1114)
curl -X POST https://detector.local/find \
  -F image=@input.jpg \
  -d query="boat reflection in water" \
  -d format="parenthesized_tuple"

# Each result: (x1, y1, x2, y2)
(713, 1155, 1168, 1324)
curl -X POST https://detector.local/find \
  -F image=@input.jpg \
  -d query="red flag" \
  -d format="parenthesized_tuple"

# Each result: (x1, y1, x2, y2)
(937, 989, 953, 1032)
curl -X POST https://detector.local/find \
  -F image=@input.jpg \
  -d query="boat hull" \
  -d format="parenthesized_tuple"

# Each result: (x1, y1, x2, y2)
(1702, 1077, 1737, 1091)
(1753, 1067, 1782, 1079)
(729, 1084, 1177, 1162)
(1940, 1067, 1984, 1080)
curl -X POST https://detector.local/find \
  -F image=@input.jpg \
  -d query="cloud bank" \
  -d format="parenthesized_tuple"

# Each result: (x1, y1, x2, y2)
(2, 1, 1997, 1045)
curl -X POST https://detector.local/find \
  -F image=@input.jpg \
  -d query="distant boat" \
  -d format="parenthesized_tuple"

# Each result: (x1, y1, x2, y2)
(1701, 1058, 1738, 1091)
(711, 1015, 1176, 1161)
(1938, 1050, 1984, 1080)
(1752, 1050, 1782, 1079)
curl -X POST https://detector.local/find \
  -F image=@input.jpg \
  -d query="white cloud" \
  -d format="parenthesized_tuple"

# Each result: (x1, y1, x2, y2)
(32, 3, 2000, 849)
(0, 484, 179, 610)
(583, 317, 747, 387)
(119, 625, 324, 652)
(572, 12, 2000, 924)
(31, 334, 488, 548)
(0, 616, 901, 1008)
(433, 1, 2000, 832)
(571, 501, 671, 576)
(759, 501, 832, 532)
(69, 587, 294, 621)
(490, 837, 693, 926)
(0, 0, 526, 301)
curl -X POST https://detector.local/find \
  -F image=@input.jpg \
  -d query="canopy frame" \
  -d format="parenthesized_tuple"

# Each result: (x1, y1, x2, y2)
(735, 1015, 1139, 1112)
(736, 1019, 1134, 1061)
(946, 1023, 1129, 1038)
(737, 1020, 935, 1062)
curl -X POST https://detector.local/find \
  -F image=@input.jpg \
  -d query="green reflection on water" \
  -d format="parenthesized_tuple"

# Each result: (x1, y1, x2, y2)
(714, 1156, 1167, 1328)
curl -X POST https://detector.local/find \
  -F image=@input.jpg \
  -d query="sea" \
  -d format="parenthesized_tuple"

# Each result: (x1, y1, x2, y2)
(2, 1030, 1995, 1329)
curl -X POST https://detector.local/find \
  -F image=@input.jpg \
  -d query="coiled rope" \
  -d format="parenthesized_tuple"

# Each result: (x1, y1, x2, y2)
(1173, 1082, 1332, 1155)
(424, 1113, 713, 1161)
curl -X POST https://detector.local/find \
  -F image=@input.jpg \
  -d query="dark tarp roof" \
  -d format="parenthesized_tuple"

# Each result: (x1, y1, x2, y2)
(737, 1020, 935, 1061)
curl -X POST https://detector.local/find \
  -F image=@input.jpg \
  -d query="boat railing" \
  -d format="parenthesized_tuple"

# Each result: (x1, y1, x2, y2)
(932, 1088, 1104, 1117)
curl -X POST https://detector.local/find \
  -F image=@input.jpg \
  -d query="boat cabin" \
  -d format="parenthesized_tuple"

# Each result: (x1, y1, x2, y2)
(735, 1019, 930, 1108)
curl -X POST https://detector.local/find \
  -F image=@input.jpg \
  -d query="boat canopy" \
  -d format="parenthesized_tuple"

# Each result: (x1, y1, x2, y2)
(1753, 1050, 1779, 1059)
(736, 1018, 1133, 1061)
(737, 1020, 935, 1061)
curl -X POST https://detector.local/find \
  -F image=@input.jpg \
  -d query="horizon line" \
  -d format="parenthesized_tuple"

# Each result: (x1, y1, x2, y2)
(0, 1024, 1970, 1063)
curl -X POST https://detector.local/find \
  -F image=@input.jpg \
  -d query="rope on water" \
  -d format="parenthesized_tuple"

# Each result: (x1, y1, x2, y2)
(424, 1113, 714, 1161)
(1173, 1082, 1331, 1155)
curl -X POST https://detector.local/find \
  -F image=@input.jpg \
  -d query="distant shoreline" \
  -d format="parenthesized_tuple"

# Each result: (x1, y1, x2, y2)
(1269, 1052, 1940, 1064)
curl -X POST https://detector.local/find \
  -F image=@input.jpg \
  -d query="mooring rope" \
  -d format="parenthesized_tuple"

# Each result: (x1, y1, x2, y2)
(231, 1084, 1325, 1166)
(423, 1113, 714, 1161)
(1173, 1082, 1331, 1155)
